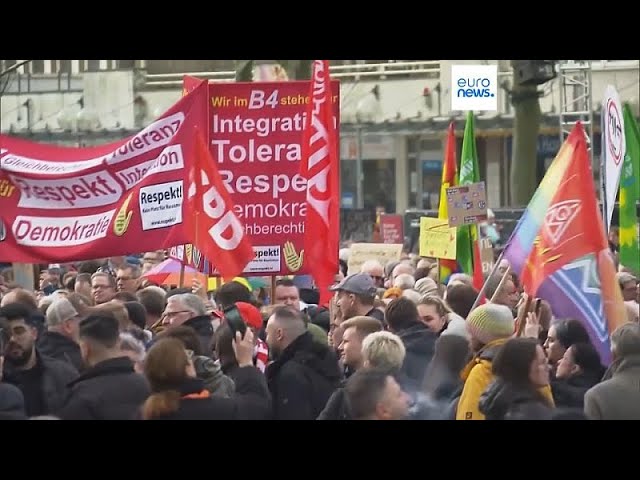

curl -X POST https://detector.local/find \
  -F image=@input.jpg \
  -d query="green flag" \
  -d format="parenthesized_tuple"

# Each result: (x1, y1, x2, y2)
(619, 104, 640, 274)
(456, 112, 480, 276)
(459, 112, 480, 186)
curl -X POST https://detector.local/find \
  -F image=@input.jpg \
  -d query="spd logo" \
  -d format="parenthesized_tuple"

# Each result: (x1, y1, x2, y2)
(451, 64, 498, 111)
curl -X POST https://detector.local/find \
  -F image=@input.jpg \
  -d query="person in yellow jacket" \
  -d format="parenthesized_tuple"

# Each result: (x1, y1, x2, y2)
(456, 303, 554, 420)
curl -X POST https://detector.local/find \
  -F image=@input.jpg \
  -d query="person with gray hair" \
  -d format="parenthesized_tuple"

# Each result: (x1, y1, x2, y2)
(119, 332, 146, 374)
(391, 263, 415, 285)
(360, 259, 385, 288)
(394, 273, 415, 291)
(160, 293, 214, 357)
(37, 298, 84, 371)
(584, 322, 640, 420)
(401, 289, 422, 305)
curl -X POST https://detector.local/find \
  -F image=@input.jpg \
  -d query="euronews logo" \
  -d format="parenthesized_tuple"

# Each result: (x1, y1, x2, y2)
(451, 64, 498, 111)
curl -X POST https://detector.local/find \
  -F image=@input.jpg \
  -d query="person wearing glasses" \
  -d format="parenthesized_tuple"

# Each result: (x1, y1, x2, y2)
(90, 272, 117, 305)
(160, 293, 215, 357)
(1, 303, 78, 417)
(360, 259, 385, 289)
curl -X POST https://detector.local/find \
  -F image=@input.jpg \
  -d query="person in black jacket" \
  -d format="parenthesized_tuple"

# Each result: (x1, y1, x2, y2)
(384, 298, 437, 392)
(265, 306, 342, 420)
(142, 331, 270, 420)
(479, 338, 553, 420)
(56, 314, 150, 420)
(160, 294, 215, 357)
(0, 354, 27, 420)
(37, 298, 85, 372)
(551, 342, 604, 409)
(316, 316, 384, 420)
(318, 330, 407, 420)
(417, 334, 471, 420)
(1, 303, 78, 417)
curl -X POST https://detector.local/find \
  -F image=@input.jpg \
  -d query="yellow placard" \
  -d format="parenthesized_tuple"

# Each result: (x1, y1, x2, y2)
(419, 217, 457, 260)
(347, 243, 403, 275)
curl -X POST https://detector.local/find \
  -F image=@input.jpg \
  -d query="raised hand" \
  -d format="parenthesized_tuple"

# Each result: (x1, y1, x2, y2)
(283, 241, 304, 272)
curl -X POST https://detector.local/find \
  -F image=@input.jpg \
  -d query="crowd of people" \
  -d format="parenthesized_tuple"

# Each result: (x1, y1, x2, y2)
(0, 242, 639, 420)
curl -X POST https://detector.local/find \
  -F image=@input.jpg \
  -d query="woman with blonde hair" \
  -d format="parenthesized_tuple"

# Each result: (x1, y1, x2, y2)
(416, 295, 467, 338)
(141, 333, 271, 420)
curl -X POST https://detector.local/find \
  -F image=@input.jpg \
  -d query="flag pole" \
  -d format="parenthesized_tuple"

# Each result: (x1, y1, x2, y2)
(490, 265, 512, 302)
(600, 109, 609, 233)
(179, 262, 185, 288)
(470, 249, 506, 311)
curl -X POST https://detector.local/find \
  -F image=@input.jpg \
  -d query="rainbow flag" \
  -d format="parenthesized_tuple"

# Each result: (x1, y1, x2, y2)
(503, 123, 626, 365)
(438, 122, 460, 283)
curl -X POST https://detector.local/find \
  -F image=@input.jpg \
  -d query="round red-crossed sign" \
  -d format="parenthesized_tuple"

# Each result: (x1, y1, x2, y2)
(606, 98, 623, 165)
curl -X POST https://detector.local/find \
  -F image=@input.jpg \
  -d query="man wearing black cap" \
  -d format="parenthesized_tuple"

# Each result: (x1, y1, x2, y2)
(330, 274, 385, 324)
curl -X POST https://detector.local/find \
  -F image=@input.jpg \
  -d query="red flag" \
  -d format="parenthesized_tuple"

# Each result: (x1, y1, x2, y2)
(183, 75, 204, 97)
(299, 60, 339, 306)
(438, 122, 459, 283)
(187, 129, 255, 281)
(521, 126, 608, 296)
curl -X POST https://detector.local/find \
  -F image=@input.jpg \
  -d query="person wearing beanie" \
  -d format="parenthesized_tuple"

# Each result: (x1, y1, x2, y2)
(456, 304, 515, 420)
(456, 304, 555, 420)
(414, 277, 439, 297)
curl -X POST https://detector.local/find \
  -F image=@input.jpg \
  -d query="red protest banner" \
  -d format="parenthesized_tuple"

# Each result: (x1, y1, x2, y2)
(380, 214, 404, 244)
(0, 82, 209, 263)
(208, 80, 340, 276)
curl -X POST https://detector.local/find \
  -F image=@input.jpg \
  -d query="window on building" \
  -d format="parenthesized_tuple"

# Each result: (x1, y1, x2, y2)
(30, 60, 44, 74)
(363, 159, 396, 213)
(87, 60, 100, 72)
(58, 60, 71, 73)
(117, 60, 135, 69)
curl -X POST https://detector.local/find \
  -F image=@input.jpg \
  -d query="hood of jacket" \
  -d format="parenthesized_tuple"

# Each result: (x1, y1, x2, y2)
(193, 355, 235, 398)
(397, 323, 438, 356)
(461, 337, 508, 381)
(441, 313, 468, 339)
